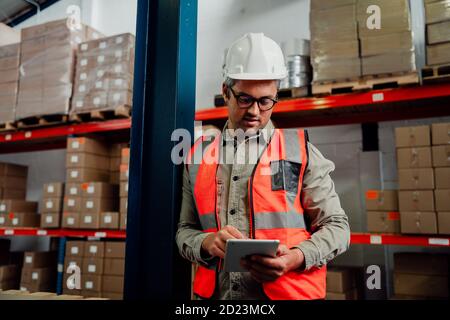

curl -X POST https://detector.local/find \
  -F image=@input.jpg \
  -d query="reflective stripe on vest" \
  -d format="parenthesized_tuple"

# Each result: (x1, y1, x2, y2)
(187, 129, 326, 300)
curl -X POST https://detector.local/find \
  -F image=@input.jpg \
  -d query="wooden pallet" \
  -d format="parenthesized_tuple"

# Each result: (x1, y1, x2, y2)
(422, 64, 450, 84)
(16, 114, 69, 129)
(278, 86, 310, 100)
(312, 72, 419, 95)
(0, 121, 16, 132)
(69, 105, 131, 123)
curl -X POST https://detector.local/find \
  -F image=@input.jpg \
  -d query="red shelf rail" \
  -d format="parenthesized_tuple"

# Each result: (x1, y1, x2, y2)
(0, 228, 126, 239)
(351, 233, 450, 247)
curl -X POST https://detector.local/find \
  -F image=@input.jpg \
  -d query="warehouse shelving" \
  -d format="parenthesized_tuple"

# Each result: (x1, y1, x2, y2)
(0, 228, 126, 239)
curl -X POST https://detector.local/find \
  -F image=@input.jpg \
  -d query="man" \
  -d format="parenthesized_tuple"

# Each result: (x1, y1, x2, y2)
(176, 33, 350, 300)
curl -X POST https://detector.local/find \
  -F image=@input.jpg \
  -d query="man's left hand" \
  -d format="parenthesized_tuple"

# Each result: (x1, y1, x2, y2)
(240, 245, 305, 283)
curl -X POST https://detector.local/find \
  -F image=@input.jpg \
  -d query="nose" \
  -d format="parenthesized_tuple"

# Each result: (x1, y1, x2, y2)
(247, 100, 260, 116)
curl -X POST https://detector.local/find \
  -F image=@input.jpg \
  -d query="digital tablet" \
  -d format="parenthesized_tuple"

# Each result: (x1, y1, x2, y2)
(223, 239, 280, 273)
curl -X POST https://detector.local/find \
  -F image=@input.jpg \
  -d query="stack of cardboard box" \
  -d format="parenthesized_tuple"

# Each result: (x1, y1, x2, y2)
(0, 200, 39, 228)
(358, 0, 416, 76)
(432, 123, 450, 235)
(71, 33, 135, 115)
(0, 239, 21, 291)
(366, 190, 400, 233)
(119, 147, 129, 231)
(393, 252, 449, 299)
(40, 182, 65, 229)
(16, 20, 101, 121)
(63, 240, 125, 299)
(325, 268, 360, 300)
(396, 125, 437, 234)
(425, 0, 450, 66)
(20, 251, 57, 293)
(0, 162, 27, 201)
(310, 0, 360, 82)
(0, 43, 20, 125)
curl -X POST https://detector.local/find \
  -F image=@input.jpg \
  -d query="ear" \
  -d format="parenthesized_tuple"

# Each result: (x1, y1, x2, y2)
(222, 83, 229, 103)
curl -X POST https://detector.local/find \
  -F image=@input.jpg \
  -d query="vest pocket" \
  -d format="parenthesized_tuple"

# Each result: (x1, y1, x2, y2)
(270, 160, 301, 195)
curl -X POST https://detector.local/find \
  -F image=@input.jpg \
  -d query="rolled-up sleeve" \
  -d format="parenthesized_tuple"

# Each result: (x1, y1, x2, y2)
(176, 166, 215, 266)
(296, 142, 351, 270)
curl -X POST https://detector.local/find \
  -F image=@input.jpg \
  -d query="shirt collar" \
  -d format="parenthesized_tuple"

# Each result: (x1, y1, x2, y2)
(222, 120, 275, 145)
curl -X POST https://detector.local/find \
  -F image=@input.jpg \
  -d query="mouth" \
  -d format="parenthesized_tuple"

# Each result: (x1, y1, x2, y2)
(242, 117, 260, 127)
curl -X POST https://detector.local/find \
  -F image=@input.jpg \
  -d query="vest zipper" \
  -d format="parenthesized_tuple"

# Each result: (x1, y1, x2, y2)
(248, 174, 256, 239)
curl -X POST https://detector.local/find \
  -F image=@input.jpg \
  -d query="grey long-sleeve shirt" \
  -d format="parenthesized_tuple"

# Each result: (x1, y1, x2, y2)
(176, 120, 350, 300)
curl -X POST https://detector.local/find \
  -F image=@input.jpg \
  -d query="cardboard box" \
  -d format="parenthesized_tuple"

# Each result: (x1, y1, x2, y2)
(312, 57, 361, 82)
(0, 280, 18, 291)
(105, 242, 126, 259)
(101, 292, 123, 300)
(438, 212, 450, 235)
(82, 274, 102, 292)
(100, 212, 120, 229)
(0, 188, 26, 199)
(82, 258, 104, 275)
(398, 168, 435, 190)
(80, 212, 101, 229)
(120, 182, 128, 197)
(325, 289, 358, 300)
(84, 241, 105, 258)
(65, 183, 82, 197)
(427, 42, 450, 65)
(0, 213, 9, 227)
(120, 164, 129, 181)
(40, 213, 60, 229)
(101, 275, 124, 293)
(21, 267, 55, 286)
(0, 200, 37, 214)
(427, 21, 450, 44)
(81, 182, 118, 198)
(0, 176, 27, 189)
(62, 212, 80, 229)
(394, 273, 448, 298)
(400, 212, 438, 234)
(82, 198, 118, 214)
(360, 31, 413, 57)
(81, 290, 103, 298)
(119, 213, 127, 230)
(66, 241, 85, 257)
(395, 126, 431, 148)
(120, 197, 128, 214)
(397, 147, 432, 169)
(66, 153, 110, 170)
(9, 213, 40, 228)
(0, 265, 19, 282)
(63, 197, 82, 212)
(425, 0, 450, 24)
(67, 137, 110, 156)
(0, 163, 28, 178)
(66, 168, 110, 183)
(435, 168, 450, 189)
(109, 157, 121, 172)
(365, 190, 398, 211)
(399, 191, 435, 212)
(326, 268, 355, 293)
(435, 190, 450, 211)
(311, 39, 360, 61)
(64, 256, 83, 272)
(19, 282, 54, 293)
(43, 182, 64, 198)
(394, 253, 449, 275)
(23, 251, 57, 269)
(121, 148, 130, 164)
(367, 211, 401, 233)
(432, 146, 450, 167)
(41, 198, 63, 213)
(103, 258, 125, 276)
(362, 52, 416, 76)
(110, 171, 120, 184)
(310, 5, 358, 41)
(432, 123, 450, 145)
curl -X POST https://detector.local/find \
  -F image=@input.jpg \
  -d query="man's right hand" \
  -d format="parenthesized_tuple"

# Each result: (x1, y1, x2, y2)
(201, 225, 246, 259)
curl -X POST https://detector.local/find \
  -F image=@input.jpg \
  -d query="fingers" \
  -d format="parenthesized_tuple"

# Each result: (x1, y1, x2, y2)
(223, 225, 245, 239)
(250, 255, 284, 271)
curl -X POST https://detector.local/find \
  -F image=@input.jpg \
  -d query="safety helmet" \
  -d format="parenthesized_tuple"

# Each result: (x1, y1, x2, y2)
(223, 33, 288, 81)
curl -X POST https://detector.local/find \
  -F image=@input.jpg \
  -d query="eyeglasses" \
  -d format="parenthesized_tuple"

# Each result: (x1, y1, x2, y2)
(228, 87, 278, 111)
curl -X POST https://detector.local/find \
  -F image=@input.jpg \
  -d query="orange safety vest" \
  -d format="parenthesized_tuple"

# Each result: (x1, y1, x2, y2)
(186, 128, 326, 300)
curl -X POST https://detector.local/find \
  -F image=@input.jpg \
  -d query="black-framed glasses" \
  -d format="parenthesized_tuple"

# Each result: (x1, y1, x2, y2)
(228, 87, 278, 111)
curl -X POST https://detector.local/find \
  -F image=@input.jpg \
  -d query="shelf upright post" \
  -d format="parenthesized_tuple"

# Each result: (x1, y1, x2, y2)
(56, 236, 67, 295)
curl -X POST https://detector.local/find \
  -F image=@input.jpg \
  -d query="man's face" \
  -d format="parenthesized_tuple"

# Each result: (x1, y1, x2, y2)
(223, 80, 277, 132)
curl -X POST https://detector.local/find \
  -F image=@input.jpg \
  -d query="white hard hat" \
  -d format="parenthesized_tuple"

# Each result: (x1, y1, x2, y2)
(223, 33, 288, 81)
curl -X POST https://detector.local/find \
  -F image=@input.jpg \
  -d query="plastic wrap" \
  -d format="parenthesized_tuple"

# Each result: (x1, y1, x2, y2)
(362, 52, 416, 76)
(427, 42, 450, 65)
(16, 19, 102, 120)
(310, 5, 357, 41)
(360, 31, 414, 57)
(311, 39, 359, 63)
(71, 33, 135, 113)
(313, 58, 361, 82)
(0, 43, 20, 124)
(425, 0, 450, 24)
(427, 21, 450, 45)
(357, 0, 411, 37)
(310, 0, 355, 11)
